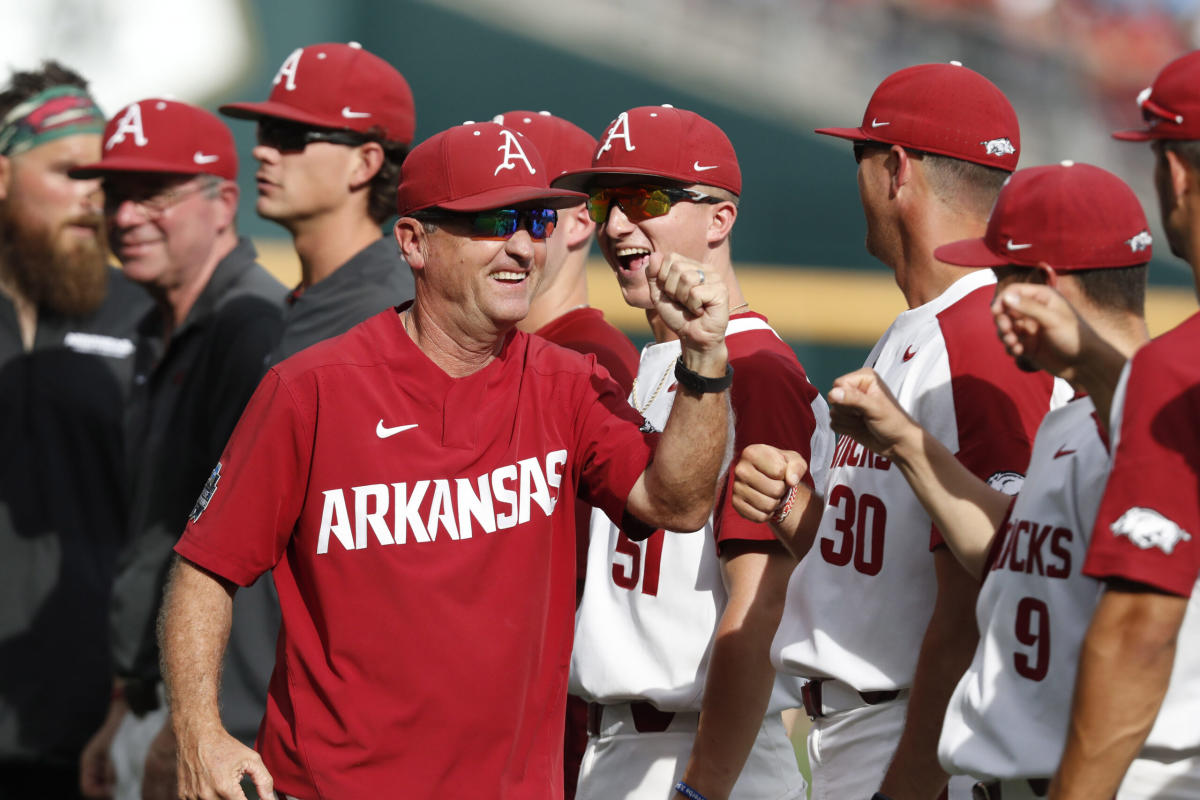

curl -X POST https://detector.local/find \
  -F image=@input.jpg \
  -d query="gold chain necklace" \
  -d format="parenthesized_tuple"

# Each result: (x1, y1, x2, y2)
(630, 360, 674, 415)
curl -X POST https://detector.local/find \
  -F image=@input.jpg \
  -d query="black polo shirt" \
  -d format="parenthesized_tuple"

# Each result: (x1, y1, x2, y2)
(0, 268, 150, 767)
(110, 238, 284, 697)
(270, 235, 413, 363)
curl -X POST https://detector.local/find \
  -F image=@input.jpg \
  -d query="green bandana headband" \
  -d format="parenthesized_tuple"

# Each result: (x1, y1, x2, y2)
(0, 85, 105, 157)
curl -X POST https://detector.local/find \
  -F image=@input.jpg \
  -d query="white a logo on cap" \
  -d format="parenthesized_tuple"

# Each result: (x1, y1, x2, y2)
(597, 112, 635, 156)
(494, 129, 536, 177)
(105, 103, 148, 151)
(273, 48, 303, 91)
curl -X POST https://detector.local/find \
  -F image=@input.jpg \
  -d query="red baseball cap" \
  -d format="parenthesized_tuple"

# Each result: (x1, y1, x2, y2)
(816, 62, 1020, 171)
(70, 99, 237, 180)
(1113, 51, 1200, 141)
(396, 122, 587, 216)
(220, 42, 415, 145)
(935, 162, 1152, 271)
(554, 105, 741, 195)
(491, 110, 596, 182)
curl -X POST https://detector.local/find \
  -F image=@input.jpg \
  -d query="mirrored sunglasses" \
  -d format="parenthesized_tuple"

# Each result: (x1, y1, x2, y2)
(256, 118, 370, 152)
(416, 207, 558, 240)
(587, 185, 719, 224)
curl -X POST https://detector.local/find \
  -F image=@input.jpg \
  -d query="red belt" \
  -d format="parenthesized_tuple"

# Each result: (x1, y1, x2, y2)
(586, 701, 676, 735)
(801, 678, 901, 719)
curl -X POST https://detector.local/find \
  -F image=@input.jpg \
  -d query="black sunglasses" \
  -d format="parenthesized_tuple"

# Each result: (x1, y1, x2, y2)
(256, 118, 371, 152)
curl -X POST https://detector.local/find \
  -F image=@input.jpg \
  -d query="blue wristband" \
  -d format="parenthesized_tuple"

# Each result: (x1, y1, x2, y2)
(674, 781, 709, 800)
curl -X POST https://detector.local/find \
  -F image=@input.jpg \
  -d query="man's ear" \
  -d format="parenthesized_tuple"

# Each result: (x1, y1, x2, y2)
(1035, 261, 1059, 288)
(562, 203, 595, 250)
(394, 217, 425, 270)
(214, 180, 240, 231)
(705, 200, 737, 246)
(350, 141, 385, 190)
(890, 144, 914, 197)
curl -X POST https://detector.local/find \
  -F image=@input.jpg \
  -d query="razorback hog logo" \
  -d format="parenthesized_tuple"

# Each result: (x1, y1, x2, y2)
(105, 103, 148, 151)
(494, 128, 536, 177)
(981, 137, 1015, 157)
(315, 449, 568, 553)
(1111, 506, 1193, 554)
(1126, 231, 1153, 253)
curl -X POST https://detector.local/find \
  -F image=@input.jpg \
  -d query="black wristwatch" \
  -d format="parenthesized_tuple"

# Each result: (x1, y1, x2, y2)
(673, 356, 734, 394)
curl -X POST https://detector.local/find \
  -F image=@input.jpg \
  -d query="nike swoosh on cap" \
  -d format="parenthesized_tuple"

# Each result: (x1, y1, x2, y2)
(870, 119, 890, 128)
(1006, 240, 1033, 251)
(693, 161, 719, 172)
(193, 152, 219, 164)
(342, 107, 371, 119)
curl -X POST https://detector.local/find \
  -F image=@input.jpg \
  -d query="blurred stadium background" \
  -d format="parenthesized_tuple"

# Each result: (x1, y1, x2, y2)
(3, 0, 1197, 391)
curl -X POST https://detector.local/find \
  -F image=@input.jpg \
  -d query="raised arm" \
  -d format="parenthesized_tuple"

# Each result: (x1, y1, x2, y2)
(159, 558, 273, 800)
(625, 253, 731, 531)
(829, 368, 1010, 578)
(992, 285, 1126, 432)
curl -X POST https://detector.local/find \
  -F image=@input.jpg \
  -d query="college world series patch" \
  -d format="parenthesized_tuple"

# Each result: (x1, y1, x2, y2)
(189, 462, 223, 523)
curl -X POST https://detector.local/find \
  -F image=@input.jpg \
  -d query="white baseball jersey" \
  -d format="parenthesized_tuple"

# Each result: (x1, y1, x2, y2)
(773, 270, 1066, 691)
(570, 314, 832, 712)
(939, 396, 1108, 779)
(1087, 321, 1200, 756)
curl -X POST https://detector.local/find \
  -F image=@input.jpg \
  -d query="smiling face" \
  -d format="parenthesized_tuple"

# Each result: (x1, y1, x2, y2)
(102, 172, 233, 294)
(0, 133, 110, 315)
(592, 179, 722, 310)
(396, 209, 548, 339)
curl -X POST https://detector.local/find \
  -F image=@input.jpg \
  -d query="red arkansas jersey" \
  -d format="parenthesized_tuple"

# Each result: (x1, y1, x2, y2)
(570, 313, 833, 711)
(773, 271, 1062, 691)
(175, 309, 656, 800)
(939, 397, 1107, 779)
(1085, 312, 1200, 752)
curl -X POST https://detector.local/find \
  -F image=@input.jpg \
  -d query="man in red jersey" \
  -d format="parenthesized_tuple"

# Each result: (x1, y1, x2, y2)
(493, 108, 639, 799)
(990, 50, 1200, 799)
(159, 120, 734, 800)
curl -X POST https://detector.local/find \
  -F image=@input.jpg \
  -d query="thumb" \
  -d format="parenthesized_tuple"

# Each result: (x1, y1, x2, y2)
(244, 759, 274, 800)
(784, 452, 809, 487)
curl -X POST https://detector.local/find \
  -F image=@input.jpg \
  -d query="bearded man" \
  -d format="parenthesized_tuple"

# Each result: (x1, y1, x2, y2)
(0, 61, 150, 798)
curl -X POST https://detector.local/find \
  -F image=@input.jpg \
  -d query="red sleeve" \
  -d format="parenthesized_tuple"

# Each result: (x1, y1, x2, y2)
(174, 368, 313, 586)
(571, 364, 657, 534)
(714, 336, 824, 552)
(934, 288, 1054, 549)
(1085, 331, 1200, 597)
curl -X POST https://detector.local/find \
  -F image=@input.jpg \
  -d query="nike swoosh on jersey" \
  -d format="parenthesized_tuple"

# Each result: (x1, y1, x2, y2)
(193, 152, 219, 164)
(342, 107, 372, 119)
(376, 420, 419, 438)
(1053, 446, 1076, 459)
(902, 345, 917, 362)
(693, 161, 719, 172)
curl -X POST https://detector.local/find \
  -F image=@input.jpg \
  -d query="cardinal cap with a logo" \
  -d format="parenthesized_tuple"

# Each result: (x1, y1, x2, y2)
(554, 105, 741, 195)
(396, 122, 587, 216)
(71, 98, 237, 180)
(220, 41, 415, 145)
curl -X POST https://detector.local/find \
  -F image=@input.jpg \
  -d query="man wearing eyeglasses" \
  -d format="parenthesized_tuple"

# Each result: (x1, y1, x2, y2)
(70, 99, 284, 800)
(158, 120, 735, 800)
(219, 40, 415, 363)
(744, 64, 1062, 800)
(0, 61, 150, 800)
(553, 105, 830, 800)
(493, 109, 639, 800)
